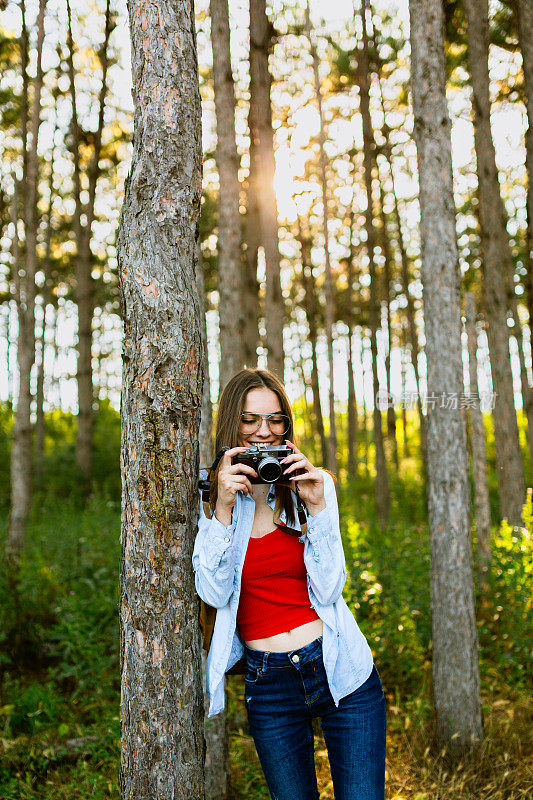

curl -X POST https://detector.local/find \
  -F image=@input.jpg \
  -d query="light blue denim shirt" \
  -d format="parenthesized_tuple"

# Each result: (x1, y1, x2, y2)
(192, 469, 374, 718)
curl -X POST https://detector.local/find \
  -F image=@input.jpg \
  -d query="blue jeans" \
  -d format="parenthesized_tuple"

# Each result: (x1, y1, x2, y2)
(243, 636, 386, 800)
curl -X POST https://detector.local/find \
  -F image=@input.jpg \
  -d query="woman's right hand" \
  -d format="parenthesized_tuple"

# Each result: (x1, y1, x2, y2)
(214, 447, 257, 524)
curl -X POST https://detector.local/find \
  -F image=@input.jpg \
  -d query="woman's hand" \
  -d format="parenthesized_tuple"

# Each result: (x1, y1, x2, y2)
(281, 440, 326, 514)
(214, 447, 257, 525)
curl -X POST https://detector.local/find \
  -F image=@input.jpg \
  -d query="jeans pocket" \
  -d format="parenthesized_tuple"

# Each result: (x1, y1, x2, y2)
(244, 664, 262, 684)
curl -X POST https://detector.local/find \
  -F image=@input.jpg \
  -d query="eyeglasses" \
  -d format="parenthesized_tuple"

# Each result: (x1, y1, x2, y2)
(239, 412, 290, 435)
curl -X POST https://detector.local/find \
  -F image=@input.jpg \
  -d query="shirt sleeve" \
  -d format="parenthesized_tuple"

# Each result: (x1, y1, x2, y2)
(301, 470, 347, 606)
(192, 493, 237, 609)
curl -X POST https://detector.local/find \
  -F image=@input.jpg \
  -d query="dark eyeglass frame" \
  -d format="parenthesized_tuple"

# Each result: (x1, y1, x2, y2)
(239, 412, 290, 435)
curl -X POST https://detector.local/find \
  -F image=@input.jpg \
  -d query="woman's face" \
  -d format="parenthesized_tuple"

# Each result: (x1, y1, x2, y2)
(237, 387, 287, 448)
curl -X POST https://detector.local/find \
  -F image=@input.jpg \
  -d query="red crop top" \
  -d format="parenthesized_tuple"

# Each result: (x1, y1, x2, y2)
(236, 527, 320, 641)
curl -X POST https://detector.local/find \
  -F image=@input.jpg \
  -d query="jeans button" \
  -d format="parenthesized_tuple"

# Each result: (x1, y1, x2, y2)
(291, 654, 300, 664)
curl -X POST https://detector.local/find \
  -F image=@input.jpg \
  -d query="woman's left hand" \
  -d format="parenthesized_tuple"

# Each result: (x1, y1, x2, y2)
(281, 440, 326, 514)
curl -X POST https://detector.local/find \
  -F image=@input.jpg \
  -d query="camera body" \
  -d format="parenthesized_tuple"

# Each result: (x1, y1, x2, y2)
(232, 444, 293, 484)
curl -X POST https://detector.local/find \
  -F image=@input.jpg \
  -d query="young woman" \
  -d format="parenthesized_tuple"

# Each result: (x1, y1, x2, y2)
(192, 368, 386, 800)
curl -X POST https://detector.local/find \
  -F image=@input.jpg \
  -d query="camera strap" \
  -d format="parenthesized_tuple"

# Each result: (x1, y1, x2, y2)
(199, 446, 230, 519)
(273, 483, 308, 537)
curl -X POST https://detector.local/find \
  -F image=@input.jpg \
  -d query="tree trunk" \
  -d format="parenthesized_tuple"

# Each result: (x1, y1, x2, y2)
(358, 0, 389, 529)
(400, 321, 410, 458)
(379, 133, 427, 471)
(117, 0, 205, 796)
(516, 0, 533, 362)
(463, 0, 525, 526)
(211, 0, 244, 391)
(409, 0, 483, 753)
(347, 331, 358, 477)
(195, 242, 230, 800)
(7, 0, 47, 565)
(298, 224, 328, 466)
(464, 293, 492, 582)
(377, 177, 399, 471)
(305, 1, 338, 473)
(35, 125, 57, 481)
(242, 98, 261, 368)
(361, 337, 370, 477)
(67, 0, 113, 493)
(249, 0, 284, 376)
(506, 287, 533, 467)
(346, 206, 358, 477)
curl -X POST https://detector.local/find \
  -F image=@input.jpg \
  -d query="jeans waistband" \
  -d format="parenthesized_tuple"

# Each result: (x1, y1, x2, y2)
(244, 635, 323, 669)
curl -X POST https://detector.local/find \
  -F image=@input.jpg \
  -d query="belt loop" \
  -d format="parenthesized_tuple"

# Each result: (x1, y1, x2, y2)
(262, 651, 269, 672)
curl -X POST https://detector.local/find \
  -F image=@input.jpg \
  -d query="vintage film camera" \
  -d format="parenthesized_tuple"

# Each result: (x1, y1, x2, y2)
(231, 444, 295, 484)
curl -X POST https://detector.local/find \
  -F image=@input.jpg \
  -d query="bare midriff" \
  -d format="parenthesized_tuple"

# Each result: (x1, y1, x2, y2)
(245, 617, 324, 652)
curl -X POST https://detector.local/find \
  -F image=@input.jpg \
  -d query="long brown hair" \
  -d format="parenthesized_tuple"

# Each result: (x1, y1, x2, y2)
(209, 368, 297, 526)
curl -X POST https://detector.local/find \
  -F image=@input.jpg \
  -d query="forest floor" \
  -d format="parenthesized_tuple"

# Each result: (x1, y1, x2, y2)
(0, 457, 531, 798)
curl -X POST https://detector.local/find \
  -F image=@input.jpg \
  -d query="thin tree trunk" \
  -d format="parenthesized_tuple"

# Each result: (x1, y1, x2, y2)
(361, 336, 370, 478)
(7, 0, 47, 564)
(463, 0, 525, 525)
(346, 206, 358, 477)
(196, 242, 229, 800)
(211, 0, 244, 391)
(516, 0, 533, 367)
(358, 0, 389, 528)
(298, 223, 327, 465)
(249, 0, 284, 376)
(400, 322, 410, 458)
(506, 286, 533, 466)
(372, 20, 427, 471)
(35, 117, 56, 479)
(67, 0, 113, 492)
(347, 331, 358, 477)
(377, 177, 399, 471)
(378, 126, 427, 471)
(242, 84, 261, 368)
(409, 0, 483, 753)
(117, 0, 205, 796)
(464, 292, 492, 582)
(34, 303, 46, 484)
(305, 1, 338, 473)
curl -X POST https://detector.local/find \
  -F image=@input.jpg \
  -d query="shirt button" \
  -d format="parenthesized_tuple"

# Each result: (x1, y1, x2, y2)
(291, 654, 300, 664)
(224, 537, 230, 543)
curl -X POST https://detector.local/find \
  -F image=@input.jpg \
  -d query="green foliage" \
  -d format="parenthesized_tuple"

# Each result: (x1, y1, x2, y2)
(0, 496, 120, 796)
(0, 400, 121, 509)
(0, 408, 531, 796)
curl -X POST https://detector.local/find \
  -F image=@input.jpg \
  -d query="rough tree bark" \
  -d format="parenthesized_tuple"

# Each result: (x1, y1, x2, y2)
(117, 1, 205, 796)
(409, 0, 483, 752)
(358, 0, 390, 529)
(463, 0, 525, 525)
(464, 292, 491, 581)
(305, 0, 338, 473)
(210, 0, 244, 390)
(7, 0, 47, 564)
(249, 0, 284, 376)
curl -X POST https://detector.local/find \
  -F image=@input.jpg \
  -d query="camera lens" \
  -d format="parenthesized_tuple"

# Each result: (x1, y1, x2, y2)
(257, 456, 282, 483)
